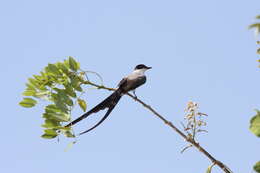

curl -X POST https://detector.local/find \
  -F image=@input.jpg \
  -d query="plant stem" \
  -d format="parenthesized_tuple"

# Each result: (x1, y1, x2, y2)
(84, 81, 233, 173)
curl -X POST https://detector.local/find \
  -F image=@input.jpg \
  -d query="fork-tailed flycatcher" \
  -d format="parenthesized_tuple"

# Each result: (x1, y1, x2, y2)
(65, 64, 152, 135)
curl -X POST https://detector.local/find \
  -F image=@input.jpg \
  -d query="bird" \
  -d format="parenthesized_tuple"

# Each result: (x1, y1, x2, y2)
(65, 64, 152, 135)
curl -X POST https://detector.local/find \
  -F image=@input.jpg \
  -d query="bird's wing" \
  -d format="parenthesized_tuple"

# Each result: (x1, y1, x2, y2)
(122, 76, 146, 92)
(118, 77, 127, 88)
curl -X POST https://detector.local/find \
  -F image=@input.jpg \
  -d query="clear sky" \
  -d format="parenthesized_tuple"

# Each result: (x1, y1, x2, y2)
(1, 0, 260, 173)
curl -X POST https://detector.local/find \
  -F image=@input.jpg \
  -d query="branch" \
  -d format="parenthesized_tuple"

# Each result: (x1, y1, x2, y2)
(84, 81, 233, 173)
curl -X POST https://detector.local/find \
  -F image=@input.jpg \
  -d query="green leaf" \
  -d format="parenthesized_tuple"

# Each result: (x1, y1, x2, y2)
(45, 129, 57, 135)
(70, 76, 82, 91)
(46, 63, 60, 75)
(256, 15, 260, 19)
(19, 98, 37, 108)
(33, 74, 44, 81)
(41, 134, 57, 139)
(34, 91, 50, 99)
(206, 163, 215, 173)
(75, 85, 83, 92)
(51, 90, 72, 111)
(28, 78, 40, 89)
(44, 112, 70, 122)
(56, 62, 69, 74)
(65, 98, 73, 106)
(41, 129, 58, 139)
(254, 161, 260, 173)
(78, 99, 87, 112)
(250, 110, 260, 137)
(64, 130, 75, 138)
(55, 89, 73, 106)
(22, 89, 36, 96)
(249, 23, 260, 29)
(54, 99, 68, 113)
(64, 84, 77, 98)
(41, 119, 60, 128)
(26, 83, 36, 90)
(68, 57, 79, 71)
(257, 48, 260, 55)
(45, 104, 61, 113)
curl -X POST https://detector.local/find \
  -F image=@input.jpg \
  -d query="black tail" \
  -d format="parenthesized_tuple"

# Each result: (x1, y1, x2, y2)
(65, 89, 122, 134)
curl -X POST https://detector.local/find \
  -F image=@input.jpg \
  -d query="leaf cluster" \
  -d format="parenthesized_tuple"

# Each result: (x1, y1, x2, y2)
(249, 15, 260, 173)
(19, 57, 87, 139)
(254, 162, 260, 173)
(250, 110, 260, 173)
(250, 110, 260, 137)
(249, 15, 260, 61)
(249, 15, 260, 34)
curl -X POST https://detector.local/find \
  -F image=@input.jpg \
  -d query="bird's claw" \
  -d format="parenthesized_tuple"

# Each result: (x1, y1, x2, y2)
(132, 90, 138, 101)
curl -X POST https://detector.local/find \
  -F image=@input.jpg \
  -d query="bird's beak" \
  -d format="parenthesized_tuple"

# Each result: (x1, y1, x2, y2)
(147, 66, 152, 69)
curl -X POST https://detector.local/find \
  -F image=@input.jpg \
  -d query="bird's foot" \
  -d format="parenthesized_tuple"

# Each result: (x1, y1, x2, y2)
(132, 90, 138, 101)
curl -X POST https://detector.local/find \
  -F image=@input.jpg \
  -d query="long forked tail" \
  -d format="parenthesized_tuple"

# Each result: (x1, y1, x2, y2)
(64, 89, 122, 134)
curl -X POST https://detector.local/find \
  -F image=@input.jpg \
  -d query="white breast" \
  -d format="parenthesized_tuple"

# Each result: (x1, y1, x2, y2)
(126, 69, 146, 80)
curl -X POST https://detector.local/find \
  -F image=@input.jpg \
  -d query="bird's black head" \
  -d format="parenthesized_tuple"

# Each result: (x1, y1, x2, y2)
(134, 64, 152, 70)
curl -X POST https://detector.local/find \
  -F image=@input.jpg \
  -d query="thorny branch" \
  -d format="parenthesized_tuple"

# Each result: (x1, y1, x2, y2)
(83, 81, 233, 173)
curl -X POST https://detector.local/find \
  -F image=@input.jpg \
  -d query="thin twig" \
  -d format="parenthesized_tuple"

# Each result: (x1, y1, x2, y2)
(84, 82, 233, 173)
(180, 144, 193, 154)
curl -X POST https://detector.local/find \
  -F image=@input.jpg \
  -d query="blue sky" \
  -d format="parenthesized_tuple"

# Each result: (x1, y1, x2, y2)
(1, 0, 259, 172)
